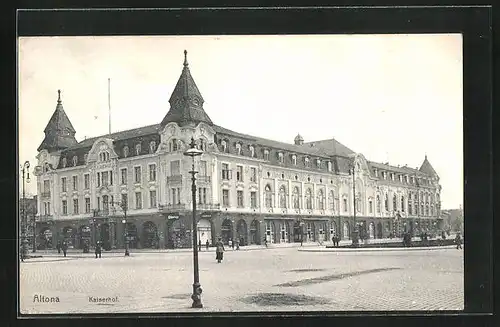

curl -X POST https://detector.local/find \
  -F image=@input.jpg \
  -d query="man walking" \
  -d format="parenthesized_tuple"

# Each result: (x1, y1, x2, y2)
(198, 239, 202, 252)
(455, 233, 462, 249)
(215, 237, 225, 263)
(205, 239, 210, 250)
(62, 241, 68, 257)
(95, 241, 102, 258)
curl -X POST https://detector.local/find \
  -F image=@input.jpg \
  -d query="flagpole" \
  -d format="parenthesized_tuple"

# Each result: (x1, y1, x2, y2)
(108, 78, 111, 135)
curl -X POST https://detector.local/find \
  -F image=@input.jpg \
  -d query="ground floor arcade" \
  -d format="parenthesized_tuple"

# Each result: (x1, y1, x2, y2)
(34, 213, 443, 250)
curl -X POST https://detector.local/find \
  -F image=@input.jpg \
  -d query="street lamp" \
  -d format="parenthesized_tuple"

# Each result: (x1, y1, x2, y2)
(348, 161, 359, 247)
(183, 137, 204, 308)
(20, 161, 31, 261)
(111, 199, 130, 256)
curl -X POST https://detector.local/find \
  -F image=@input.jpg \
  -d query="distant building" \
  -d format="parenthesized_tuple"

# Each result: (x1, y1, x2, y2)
(33, 51, 443, 249)
(441, 207, 463, 234)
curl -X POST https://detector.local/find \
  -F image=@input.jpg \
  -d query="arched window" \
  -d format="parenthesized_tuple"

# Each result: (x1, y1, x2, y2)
(376, 195, 381, 213)
(292, 187, 300, 209)
(149, 141, 156, 154)
(291, 155, 297, 166)
(72, 156, 78, 166)
(123, 145, 129, 158)
(401, 196, 405, 212)
(318, 189, 324, 210)
(265, 185, 273, 208)
(135, 143, 141, 156)
(342, 195, 348, 212)
(278, 152, 284, 163)
(279, 186, 287, 209)
(263, 149, 270, 161)
(305, 188, 313, 210)
(199, 138, 206, 151)
(355, 193, 361, 213)
(384, 194, 389, 211)
(393, 194, 397, 211)
(328, 191, 334, 211)
(221, 140, 227, 152)
(236, 143, 242, 155)
(368, 198, 373, 214)
(327, 161, 332, 171)
(304, 157, 310, 168)
(62, 158, 67, 168)
(316, 159, 321, 168)
(249, 145, 255, 157)
(170, 138, 178, 152)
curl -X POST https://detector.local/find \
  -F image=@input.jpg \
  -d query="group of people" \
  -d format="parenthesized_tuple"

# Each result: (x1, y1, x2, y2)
(56, 240, 103, 258)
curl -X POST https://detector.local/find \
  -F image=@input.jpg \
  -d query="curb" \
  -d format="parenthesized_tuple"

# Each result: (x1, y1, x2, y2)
(298, 245, 459, 252)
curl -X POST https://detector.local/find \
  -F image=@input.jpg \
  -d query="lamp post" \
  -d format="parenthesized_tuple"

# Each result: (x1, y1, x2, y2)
(20, 161, 31, 261)
(111, 199, 129, 256)
(349, 161, 359, 247)
(183, 137, 204, 308)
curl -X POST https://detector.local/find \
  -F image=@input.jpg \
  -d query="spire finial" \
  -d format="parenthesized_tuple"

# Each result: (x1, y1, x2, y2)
(57, 89, 61, 104)
(183, 50, 188, 67)
(425, 153, 427, 160)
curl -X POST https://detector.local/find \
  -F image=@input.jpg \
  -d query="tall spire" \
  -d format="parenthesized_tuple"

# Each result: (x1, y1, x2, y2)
(37, 89, 78, 152)
(419, 154, 438, 177)
(161, 50, 213, 127)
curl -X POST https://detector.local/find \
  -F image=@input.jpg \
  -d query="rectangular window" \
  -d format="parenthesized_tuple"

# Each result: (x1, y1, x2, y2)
(222, 163, 230, 180)
(73, 199, 79, 214)
(109, 170, 113, 185)
(170, 160, 180, 176)
(85, 198, 91, 213)
(97, 172, 101, 187)
(237, 190, 244, 207)
(135, 192, 142, 209)
(134, 166, 142, 183)
(150, 190, 157, 208)
(149, 164, 156, 181)
(44, 202, 49, 215)
(102, 171, 109, 186)
(62, 200, 67, 215)
(236, 165, 243, 182)
(264, 151, 269, 161)
(222, 189, 229, 207)
(198, 187, 207, 204)
(121, 168, 127, 185)
(199, 160, 207, 176)
(121, 194, 128, 209)
(97, 197, 101, 210)
(369, 200, 373, 214)
(84, 174, 90, 189)
(61, 177, 67, 192)
(43, 180, 50, 193)
(172, 188, 177, 205)
(250, 167, 257, 182)
(72, 176, 78, 191)
(343, 198, 347, 212)
(250, 191, 257, 208)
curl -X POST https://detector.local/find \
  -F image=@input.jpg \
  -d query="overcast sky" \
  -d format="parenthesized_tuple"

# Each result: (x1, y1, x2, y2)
(18, 34, 463, 209)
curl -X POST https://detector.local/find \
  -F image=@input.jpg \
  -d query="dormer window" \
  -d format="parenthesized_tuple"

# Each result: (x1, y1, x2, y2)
(62, 158, 67, 168)
(278, 152, 284, 163)
(374, 169, 378, 177)
(249, 145, 255, 158)
(170, 138, 178, 152)
(391, 173, 395, 181)
(263, 149, 270, 161)
(291, 154, 297, 166)
(398, 175, 402, 182)
(221, 140, 227, 152)
(305, 157, 310, 168)
(44, 162, 50, 173)
(123, 145, 129, 158)
(327, 161, 332, 172)
(83, 154, 88, 163)
(149, 141, 156, 154)
(405, 175, 409, 183)
(72, 156, 78, 166)
(99, 151, 110, 162)
(236, 143, 242, 155)
(383, 171, 387, 180)
(135, 143, 141, 156)
(411, 176, 415, 184)
(199, 138, 206, 151)
(316, 159, 321, 168)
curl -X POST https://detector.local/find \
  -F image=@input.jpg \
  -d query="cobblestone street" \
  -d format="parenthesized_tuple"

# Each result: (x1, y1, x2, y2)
(20, 247, 464, 313)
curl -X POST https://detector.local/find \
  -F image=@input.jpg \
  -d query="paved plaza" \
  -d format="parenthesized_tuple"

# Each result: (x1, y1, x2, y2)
(20, 246, 464, 313)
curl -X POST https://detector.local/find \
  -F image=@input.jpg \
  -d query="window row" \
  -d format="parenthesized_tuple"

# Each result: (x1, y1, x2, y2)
(374, 169, 436, 187)
(221, 189, 258, 208)
(121, 141, 157, 158)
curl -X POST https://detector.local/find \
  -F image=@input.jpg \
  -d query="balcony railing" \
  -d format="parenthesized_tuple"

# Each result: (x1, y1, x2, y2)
(167, 175, 183, 183)
(197, 203, 220, 210)
(159, 203, 186, 211)
(41, 191, 51, 198)
(197, 175, 211, 183)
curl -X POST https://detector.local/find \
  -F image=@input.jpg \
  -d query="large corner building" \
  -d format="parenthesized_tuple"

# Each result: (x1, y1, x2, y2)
(34, 51, 443, 250)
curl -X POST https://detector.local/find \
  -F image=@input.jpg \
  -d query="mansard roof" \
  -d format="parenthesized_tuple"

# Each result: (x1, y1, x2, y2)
(302, 138, 355, 157)
(160, 50, 213, 127)
(37, 90, 78, 152)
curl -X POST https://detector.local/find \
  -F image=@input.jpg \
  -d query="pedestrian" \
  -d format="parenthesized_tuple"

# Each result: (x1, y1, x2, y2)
(228, 239, 233, 250)
(205, 239, 210, 250)
(198, 239, 202, 252)
(455, 233, 462, 249)
(300, 237, 303, 247)
(215, 237, 225, 263)
(441, 231, 446, 240)
(231, 238, 235, 250)
(56, 241, 61, 254)
(95, 241, 102, 258)
(236, 239, 240, 250)
(62, 241, 68, 257)
(336, 236, 340, 247)
(264, 239, 268, 248)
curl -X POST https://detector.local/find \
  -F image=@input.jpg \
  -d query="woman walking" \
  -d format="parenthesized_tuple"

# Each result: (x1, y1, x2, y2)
(215, 237, 225, 263)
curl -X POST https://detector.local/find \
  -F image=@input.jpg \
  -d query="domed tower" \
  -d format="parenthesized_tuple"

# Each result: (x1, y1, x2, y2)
(294, 133, 304, 145)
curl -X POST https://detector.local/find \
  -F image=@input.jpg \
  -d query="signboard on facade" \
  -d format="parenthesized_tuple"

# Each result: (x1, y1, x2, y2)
(200, 212, 212, 219)
(167, 214, 179, 220)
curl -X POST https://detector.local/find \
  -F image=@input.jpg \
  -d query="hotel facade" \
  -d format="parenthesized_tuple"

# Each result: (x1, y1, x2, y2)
(33, 51, 443, 250)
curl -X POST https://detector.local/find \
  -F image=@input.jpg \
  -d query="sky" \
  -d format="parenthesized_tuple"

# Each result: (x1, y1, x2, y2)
(18, 34, 463, 209)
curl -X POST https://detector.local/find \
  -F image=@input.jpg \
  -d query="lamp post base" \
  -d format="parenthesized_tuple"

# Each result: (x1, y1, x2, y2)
(351, 230, 359, 247)
(191, 282, 203, 308)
